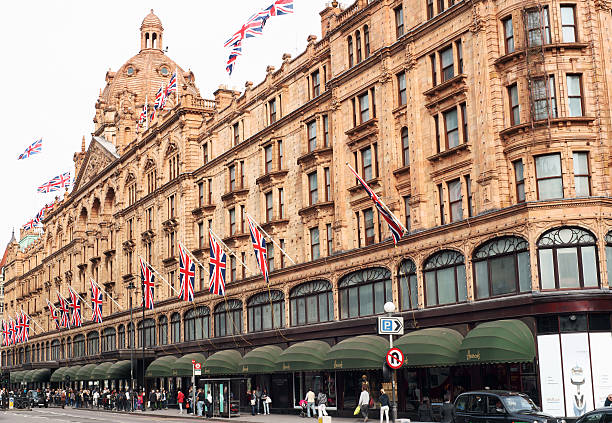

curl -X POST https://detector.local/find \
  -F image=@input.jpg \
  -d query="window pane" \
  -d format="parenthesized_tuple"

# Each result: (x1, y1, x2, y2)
(437, 267, 456, 305)
(607, 246, 612, 287)
(557, 247, 580, 288)
(340, 291, 348, 319)
(518, 251, 532, 292)
(263, 304, 272, 331)
(349, 287, 358, 317)
(475, 261, 490, 299)
(563, 27, 576, 43)
(425, 271, 437, 306)
(536, 154, 561, 177)
(575, 177, 590, 197)
(362, 148, 372, 180)
(374, 282, 385, 314)
(490, 255, 517, 296)
(359, 284, 373, 316)
(539, 249, 555, 289)
(409, 275, 418, 309)
(307, 295, 318, 324)
(318, 293, 329, 322)
(457, 265, 467, 302)
(581, 246, 598, 287)
(448, 179, 461, 202)
(538, 178, 563, 200)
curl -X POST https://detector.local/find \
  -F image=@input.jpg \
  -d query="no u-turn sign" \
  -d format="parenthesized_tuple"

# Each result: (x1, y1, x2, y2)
(386, 347, 404, 370)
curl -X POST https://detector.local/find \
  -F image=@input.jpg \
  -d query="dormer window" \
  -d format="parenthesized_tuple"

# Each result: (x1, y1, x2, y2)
(127, 67, 134, 76)
(161, 67, 169, 76)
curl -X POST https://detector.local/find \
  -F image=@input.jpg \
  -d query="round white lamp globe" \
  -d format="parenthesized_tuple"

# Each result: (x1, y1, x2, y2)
(383, 302, 396, 313)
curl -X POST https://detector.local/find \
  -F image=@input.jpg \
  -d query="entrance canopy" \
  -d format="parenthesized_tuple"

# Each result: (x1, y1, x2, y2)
(10, 370, 25, 383)
(395, 328, 463, 367)
(145, 355, 177, 378)
(64, 365, 82, 382)
(173, 353, 206, 377)
(457, 319, 535, 365)
(203, 350, 241, 375)
(107, 360, 132, 379)
(22, 370, 36, 383)
(91, 362, 114, 380)
(50, 367, 67, 382)
(323, 335, 388, 370)
(75, 363, 98, 381)
(275, 340, 330, 372)
(239, 345, 282, 374)
(30, 368, 52, 383)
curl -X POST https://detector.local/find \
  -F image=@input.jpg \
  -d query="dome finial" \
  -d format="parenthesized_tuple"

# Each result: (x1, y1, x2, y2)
(141, 10, 164, 51)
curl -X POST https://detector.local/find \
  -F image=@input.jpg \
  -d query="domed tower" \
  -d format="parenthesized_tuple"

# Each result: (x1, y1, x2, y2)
(93, 10, 201, 154)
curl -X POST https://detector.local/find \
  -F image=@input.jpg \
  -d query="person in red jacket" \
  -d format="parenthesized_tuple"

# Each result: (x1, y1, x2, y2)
(177, 390, 185, 415)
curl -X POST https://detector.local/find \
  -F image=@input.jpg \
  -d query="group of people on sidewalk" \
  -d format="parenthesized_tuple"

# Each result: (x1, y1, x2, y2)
(247, 386, 272, 415)
(176, 387, 213, 417)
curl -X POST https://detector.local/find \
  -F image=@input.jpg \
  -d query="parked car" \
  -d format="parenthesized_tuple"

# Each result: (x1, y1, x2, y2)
(454, 390, 560, 423)
(27, 390, 47, 408)
(575, 408, 612, 423)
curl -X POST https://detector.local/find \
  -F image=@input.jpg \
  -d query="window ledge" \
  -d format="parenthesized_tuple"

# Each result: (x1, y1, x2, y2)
(192, 204, 216, 216)
(162, 256, 177, 265)
(103, 248, 116, 257)
(261, 219, 289, 232)
(297, 147, 333, 166)
(494, 42, 590, 66)
(423, 74, 467, 98)
(221, 188, 249, 204)
(345, 119, 379, 148)
(348, 177, 380, 194)
(499, 116, 596, 139)
(141, 229, 156, 241)
(427, 143, 468, 161)
(255, 169, 289, 186)
(393, 165, 411, 177)
(222, 232, 250, 246)
(122, 273, 134, 282)
(298, 201, 335, 218)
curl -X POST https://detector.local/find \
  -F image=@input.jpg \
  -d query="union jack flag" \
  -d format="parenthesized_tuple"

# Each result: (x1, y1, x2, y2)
(18, 139, 43, 160)
(9, 318, 16, 346)
(267, 0, 294, 16)
(208, 232, 227, 296)
(1, 321, 8, 347)
(37, 172, 71, 193)
(57, 293, 71, 329)
(151, 85, 164, 121)
(47, 299, 60, 330)
(20, 312, 30, 343)
(22, 218, 38, 230)
(137, 98, 148, 133)
(139, 258, 155, 310)
(178, 243, 195, 302)
(224, 21, 264, 47)
(247, 216, 270, 284)
(15, 313, 23, 344)
(165, 70, 178, 96)
(68, 287, 82, 327)
(348, 165, 405, 244)
(90, 279, 104, 323)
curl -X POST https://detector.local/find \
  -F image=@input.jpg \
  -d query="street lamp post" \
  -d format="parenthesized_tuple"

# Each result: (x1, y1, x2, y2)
(141, 280, 145, 398)
(127, 281, 135, 411)
(384, 301, 398, 423)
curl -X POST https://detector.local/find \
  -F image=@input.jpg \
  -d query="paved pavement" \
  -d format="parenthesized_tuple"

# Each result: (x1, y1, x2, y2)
(0, 406, 407, 423)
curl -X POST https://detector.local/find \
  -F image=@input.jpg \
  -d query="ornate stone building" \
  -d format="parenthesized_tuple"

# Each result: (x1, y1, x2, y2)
(2, 0, 612, 416)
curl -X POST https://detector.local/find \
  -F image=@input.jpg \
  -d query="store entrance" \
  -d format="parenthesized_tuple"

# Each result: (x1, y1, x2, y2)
(198, 378, 245, 418)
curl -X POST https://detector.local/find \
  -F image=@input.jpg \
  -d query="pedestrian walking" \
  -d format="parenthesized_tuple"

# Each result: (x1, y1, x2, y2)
(418, 397, 435, 422)
(358, 385, 370, 422)
(197, 388, 206, 416)
(379, 389, 390, 423)
(317, 390, 329, 418)
(305, 388, 316, 418)
(177, 390, 185, 414)
(441, 393, 457, 423)
(262, 388, 271, 415)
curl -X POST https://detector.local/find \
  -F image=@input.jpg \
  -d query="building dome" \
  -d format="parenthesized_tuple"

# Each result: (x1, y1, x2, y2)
(141, 9, 163, 31)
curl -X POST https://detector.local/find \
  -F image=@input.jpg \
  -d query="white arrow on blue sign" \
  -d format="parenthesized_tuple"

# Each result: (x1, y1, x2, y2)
(378, 316, 404, 335)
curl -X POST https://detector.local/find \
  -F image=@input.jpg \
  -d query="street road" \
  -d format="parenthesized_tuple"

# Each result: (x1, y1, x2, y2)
(0, 407, 190, 423)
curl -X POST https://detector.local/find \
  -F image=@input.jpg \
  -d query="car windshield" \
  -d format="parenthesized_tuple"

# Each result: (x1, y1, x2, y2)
(500, 395, 538, 413)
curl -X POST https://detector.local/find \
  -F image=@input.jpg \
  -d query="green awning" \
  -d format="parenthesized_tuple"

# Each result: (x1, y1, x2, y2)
(75, 364, 98, 381)
(145, 356, 177, 378)
(22, 370, 36, 383)
(395, 328, 463, 367)
(9, 371, 21, 383)
(203, 350, 242, 375)
(63, 365, 82, 381)
(107, 360, 132, 379)
(31, 368, 52, 383)
(172, 353, 206, 377)
(276, 341, 330, 372)
(50, 367, 67, 382)
(240, 345, 282, 374)
(90, 362, 114, 380)
(457, 319, 535, 365)
(323, 335, 389, 370)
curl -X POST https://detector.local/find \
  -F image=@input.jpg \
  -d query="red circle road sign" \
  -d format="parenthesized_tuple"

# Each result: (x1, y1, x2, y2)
(386, 348, 404, 369)
(194, 363, 201, 370)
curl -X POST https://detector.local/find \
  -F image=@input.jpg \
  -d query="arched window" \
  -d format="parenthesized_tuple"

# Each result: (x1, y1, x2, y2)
(364, 25, 370, 58)
(102, 328, 116, 352)
(401, 127, 410, 166)
(348, 36, 354, 67)
(18, 347, 24, 364)
(152, 32, 157, 49)
(87, 331, 99, 356)
(538, 227, 599, 289)
(171, 313, 181, 343)
(145, 32, 150, 48)
(1, 351, 5, 367)
(73, 334, 85, 358)
(7, 350, 12, 366)
(214, 299, 242, 337)
(399, 259, 418, 310)
(66, 337, 72, 359)
(36, 344, 40, 362)
(45, 341, 50, 361)
(356, 30, 362, 62)
(51, 340, 61, 361)
(605, 231, 612, 288)
(184, 307, 210, 341)
(339, 267, 392, 318)
(247, 291, 285, 332)
(127, 322, 135, 348)
(158, 315, 168, 345)
(423, 250, 467, 307)
(24, 346, 30, 363)
(117, 325, 126, 349)
(290, 280, 333, 326)
(138, 318, 156, 348)
(473, 236, 531, 299)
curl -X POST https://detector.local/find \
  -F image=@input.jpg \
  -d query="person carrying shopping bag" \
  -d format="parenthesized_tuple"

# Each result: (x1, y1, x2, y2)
(358, 386, 370, 422)
(317, 390, 329, 418)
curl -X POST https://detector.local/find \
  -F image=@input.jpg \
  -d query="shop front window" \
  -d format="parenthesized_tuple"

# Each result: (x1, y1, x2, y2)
(290, 280, 334, 326)
(423, 250, 467, 306)
(101, 327, 116, 352)
(293, 372, 337, 409)
(73, 334, 85, 358)
(214, 299, 242, 337)
(158, 315, 168, 345)
(184, 306, 210, 341)
(87, 331, 99, 356)
(339, 267, 392, 319)
(118, 325, 125, 349)
(138, 318, 156, 348)
(247, 290, 285, 332)
(398, 259, 418, 310)
(171, 313, 181, 343)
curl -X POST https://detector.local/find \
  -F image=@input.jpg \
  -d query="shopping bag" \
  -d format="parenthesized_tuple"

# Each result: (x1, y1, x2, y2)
(354, 405, 361, 415)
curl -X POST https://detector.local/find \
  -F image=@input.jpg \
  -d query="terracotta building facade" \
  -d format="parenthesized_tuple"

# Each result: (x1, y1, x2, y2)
(2, 0, 612, 417)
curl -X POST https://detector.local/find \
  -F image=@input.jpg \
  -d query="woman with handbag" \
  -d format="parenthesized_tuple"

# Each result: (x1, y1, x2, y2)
(358, 386, 370, 422)
(262, 389, 271, 415)
(248, 390, 257, 415)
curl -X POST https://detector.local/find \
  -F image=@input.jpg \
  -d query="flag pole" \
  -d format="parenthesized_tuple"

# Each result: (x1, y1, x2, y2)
(138, 255, 180, 295)
(54, 289, 71, 329)
(175, 68, 180, 105)
(68, 285, 94, 311)
(178, 242, 209, 275)
(145, 95, 149, 131)
(346, 163, 409, 234)
(90, 278, 123, 311)
(246, 213, 296, 265)
(20, 308, 43, 333)
(209, 229, 252, 273)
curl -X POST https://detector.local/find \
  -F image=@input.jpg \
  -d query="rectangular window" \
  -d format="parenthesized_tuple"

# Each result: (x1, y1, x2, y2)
(278, 188, 285, 218)
(403, 195, 411, 231)
(280, 239, 285, 268)
(146, 207, 153, 230)
(441, 46, 454, 82)
(508, 83, 520, 125)
(427, 0, 435, 19)
(229, 165, 236, 191)
(465, 175, 473, 217)
(514, 160, 526, 202)
(356, 211, 361, 248)
(358, 92, 370, 123)
(401, 128, 410, 166)
(169, 231, 176, 257)
(460, 103, 468, 143)
(351, 98, 357, 127)
(535, 153, 563, 200)
(503, 17, 514, 53)
(308, 171, 318, 205)
(437, 0, 445, 14)
(438, 183, 446, 224)
(356, 31, 362, 63)
(241, 252, 246, 279)
(198, 222, 204, 249)
(198, 182, 204, 207)
(307, 120, 317, 152)
(526, 7, 551, 46)
(322, 115, 329, 147)
(310, 227, 320, 260)
(264, 145, 273, 174)
(324, 167, 331, 202)
(240, 161, 244, 188)
(456, 40, 463, 74)
(434, 115, 441, 153)
(532, 75, 557, 120)
(397, 72, 407, 106)
(364, 26, 370, 57)
(233, 122, 240, 145)
(230, 256, 236, 282)
(269, 98, 277, 124)
(202, 142, 208, 164)
(448, 179, 463, 222)
(364, 208, 375, 245)
(444, 108, 459, 148)
(395, 6, 404, 38)
(567, 74, 583, 117)
(168, 194, 175, 218)
(267, 244, 274, 272)
(207, 179, 213, 204)
(278, 140, 283, 168)
(430, 54, 437, 86)
(561, 5, 577, 42)
(326, 223, 333, 255)
(127, 217, 133, 239)
(265, 191, 274, 222)
(240, 205, 245, 233)
(370, 88, 377, 118)
(229, 208, 236, 235)
(312, 70, 320, 97)
(362, 146, 373, 181)
(573, 152, 591, 197)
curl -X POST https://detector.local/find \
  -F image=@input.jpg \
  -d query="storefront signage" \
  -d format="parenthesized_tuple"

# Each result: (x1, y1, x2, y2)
(333, 360, 343, 369)
(561, 333, 594, 417)
(282, 363, 291, 371)
(537, 334, 565, 417)
(589, 332, 612, 408)
(465, 350, 480, 361)
(378, 316, 404, 335)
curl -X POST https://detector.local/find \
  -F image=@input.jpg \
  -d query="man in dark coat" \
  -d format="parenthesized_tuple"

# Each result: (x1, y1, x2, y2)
(441, 393, 457, 423)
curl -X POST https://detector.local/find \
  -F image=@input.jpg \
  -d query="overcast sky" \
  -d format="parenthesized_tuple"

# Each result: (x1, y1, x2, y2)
(0, 0, 330, 252)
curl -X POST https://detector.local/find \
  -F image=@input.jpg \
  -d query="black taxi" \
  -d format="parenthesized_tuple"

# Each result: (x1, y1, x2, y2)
(454, 391, 559, 423)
